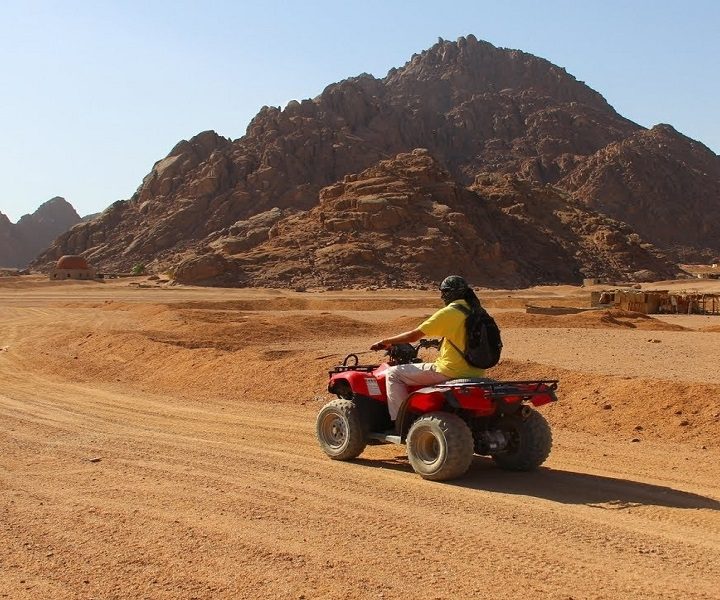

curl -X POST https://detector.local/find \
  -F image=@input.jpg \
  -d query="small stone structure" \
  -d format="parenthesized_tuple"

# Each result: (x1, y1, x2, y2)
(48, 255, 97, 280)
(591, 289, 720, 315)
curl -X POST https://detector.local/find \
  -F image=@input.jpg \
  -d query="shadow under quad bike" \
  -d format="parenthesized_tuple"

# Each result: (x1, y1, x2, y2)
(316, 340, 558, 481)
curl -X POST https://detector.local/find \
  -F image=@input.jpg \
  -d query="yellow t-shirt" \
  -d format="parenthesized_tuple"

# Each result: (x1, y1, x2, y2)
(419, 300, 487, 379)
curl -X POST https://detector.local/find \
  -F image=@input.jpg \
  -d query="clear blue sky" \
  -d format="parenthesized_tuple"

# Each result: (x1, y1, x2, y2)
(1, 0, 718, 222)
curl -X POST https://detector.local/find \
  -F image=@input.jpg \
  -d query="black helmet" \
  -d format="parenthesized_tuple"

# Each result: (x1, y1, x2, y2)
(439, 275, 468, 292)
(439, 275, 469, 304)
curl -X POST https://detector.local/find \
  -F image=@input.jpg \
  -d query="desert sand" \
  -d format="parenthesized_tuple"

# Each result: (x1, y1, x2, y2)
(1, 276, 719, 599)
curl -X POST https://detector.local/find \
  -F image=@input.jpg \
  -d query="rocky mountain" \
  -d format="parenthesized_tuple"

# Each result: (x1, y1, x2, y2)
(560, 124, 720, 261)
(172, 150, 677, 288)
(0, 197, 81, 268)
(0, 212, 24, 268)
(33, 35, 720, 286)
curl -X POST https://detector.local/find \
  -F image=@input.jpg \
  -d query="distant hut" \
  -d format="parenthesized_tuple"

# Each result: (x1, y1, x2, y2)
(591, 288, 720, 315)
(49, 255, 96, 280)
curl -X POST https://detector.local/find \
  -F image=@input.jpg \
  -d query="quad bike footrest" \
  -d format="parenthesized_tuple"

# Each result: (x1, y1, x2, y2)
(367, 432, 402, 445)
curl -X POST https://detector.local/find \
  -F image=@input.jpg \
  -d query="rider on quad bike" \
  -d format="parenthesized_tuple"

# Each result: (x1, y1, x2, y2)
(316, 276, 558, 481)
(370, 275, 487, 428)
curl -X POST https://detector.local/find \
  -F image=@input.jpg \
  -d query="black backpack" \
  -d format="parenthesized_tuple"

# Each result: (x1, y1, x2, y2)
(447, 303, 503, 369)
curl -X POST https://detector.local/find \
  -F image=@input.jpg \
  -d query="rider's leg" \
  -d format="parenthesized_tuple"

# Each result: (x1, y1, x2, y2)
(386, 363, 449, 420)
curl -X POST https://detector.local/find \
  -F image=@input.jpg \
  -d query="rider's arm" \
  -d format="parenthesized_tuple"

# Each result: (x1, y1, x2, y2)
(370, 328, 425, 351)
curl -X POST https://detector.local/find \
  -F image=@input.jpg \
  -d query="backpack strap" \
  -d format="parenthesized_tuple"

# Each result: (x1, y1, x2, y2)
(449, 303, 470, 316)
(445, 302, 470, 362)
(444, 337, 465, 360)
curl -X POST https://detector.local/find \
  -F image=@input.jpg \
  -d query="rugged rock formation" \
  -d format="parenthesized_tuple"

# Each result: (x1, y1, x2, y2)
(172, 150, 678, 287)
(33, 36, 719, 286)
(0, 197, 81, 268)
(0, 212, 24, 268)
(561, 125, 720, 261)
(468, 172, 678, 283)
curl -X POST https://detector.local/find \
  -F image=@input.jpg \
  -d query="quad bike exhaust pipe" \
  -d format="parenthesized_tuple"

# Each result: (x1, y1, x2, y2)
(520, 405, 532, 419)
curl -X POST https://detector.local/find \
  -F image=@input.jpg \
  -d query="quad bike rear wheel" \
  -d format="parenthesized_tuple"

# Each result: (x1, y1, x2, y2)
(492, 409, 552, 471)
(406, 412, 474, 481)
(316, 399, 367, 460)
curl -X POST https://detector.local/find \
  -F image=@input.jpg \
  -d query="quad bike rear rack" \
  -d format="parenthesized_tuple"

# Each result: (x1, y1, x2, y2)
(434, 379, 558, 400)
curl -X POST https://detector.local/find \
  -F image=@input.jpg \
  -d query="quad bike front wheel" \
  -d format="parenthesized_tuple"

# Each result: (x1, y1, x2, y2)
(316, 399, 367, 460)
(406, 412, 474, 481)
(492, 409, 552, 471)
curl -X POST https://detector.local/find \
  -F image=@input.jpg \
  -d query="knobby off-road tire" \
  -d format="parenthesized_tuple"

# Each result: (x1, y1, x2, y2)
(316, 399, 367, 461)
(492, 410, 552, 471)
(406, 412, 474, 481)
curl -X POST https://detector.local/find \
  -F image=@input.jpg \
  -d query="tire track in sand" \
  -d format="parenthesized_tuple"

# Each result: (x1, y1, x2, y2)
(2, 293, 720, 599)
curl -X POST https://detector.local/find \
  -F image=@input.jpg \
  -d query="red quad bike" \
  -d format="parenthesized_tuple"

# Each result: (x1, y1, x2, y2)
(316, 340, 559, 481)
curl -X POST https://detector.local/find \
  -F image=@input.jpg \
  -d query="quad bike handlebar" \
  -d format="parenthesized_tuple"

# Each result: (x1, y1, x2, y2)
(384, 339, 440, 365)
(335, 339, 441, 371)
(416, 338, 441, 350)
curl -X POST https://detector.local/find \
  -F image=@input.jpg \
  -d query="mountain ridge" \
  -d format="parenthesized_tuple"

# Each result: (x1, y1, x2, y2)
(32, 35, 720, 285)
(1, 197, 81, 268)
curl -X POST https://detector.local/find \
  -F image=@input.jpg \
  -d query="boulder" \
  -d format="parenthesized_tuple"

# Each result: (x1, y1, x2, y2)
(174, 253, 233, 284)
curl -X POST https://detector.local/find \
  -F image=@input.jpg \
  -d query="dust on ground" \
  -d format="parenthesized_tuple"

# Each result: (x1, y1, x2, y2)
(1, 275, 719, 599)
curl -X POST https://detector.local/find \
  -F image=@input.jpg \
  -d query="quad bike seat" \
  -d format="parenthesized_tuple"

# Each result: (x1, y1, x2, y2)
(436, 377, 495, 386)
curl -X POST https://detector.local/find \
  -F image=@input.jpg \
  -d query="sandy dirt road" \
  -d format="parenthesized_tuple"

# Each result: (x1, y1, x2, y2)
(1, 278, 719, 599)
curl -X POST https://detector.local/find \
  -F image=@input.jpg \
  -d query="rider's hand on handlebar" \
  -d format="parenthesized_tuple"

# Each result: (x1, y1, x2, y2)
(370, 341, 388, 351)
